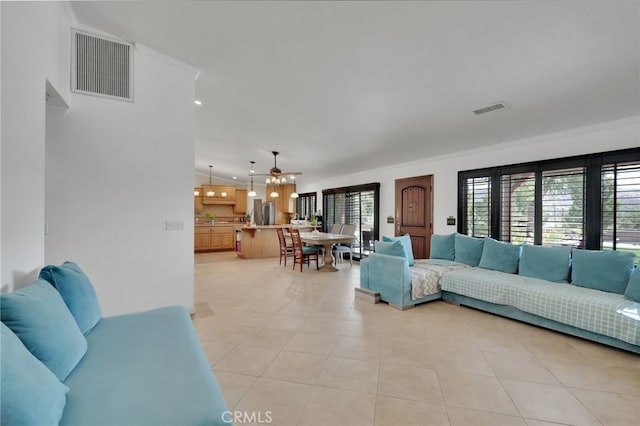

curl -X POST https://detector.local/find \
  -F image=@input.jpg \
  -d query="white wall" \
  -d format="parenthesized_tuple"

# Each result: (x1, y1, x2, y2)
(299, 117, 640, 238)
(1, 3, 3, 286)
(46, 44, 197, 316)
(1, 2, 72, 291)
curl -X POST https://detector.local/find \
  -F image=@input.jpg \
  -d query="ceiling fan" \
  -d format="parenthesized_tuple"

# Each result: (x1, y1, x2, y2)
(249, 151, 301, 199)
(252, 151, 302, 185)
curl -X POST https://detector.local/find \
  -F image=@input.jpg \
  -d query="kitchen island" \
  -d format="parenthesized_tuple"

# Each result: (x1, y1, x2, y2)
(237, 225, 315, 259)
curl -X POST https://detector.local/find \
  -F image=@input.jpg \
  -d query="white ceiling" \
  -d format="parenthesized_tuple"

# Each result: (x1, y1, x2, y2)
(71, 1, 640, 183)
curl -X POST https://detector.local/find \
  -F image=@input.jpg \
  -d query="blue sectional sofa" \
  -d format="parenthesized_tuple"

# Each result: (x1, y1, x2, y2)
(1, 262, 230, 425)
(360, 234, 640, 354)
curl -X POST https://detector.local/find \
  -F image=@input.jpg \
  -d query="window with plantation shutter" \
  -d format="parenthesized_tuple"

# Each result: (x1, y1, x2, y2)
(541, 167, 585, 246)
(322, 183, 379, 260)
(325, 193, 346, 228)
(500, 172, 535, 244)
(458, 147, 639, 253)
(462, 176, 491, 237)
(602, 161, 640, 262)
(296, 192, 317, 220)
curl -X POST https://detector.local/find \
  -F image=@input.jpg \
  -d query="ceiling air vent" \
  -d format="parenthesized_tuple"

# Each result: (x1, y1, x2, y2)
(473, 102, 508, 115)
(72, 29, 134, 102)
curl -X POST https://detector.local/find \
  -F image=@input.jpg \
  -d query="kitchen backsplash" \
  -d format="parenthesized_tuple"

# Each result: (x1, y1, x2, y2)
(195, 205, 246, 223)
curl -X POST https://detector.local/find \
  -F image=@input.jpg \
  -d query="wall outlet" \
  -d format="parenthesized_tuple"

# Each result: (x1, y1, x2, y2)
(447, 216, 456, 226)
(165, 220, 184, 231)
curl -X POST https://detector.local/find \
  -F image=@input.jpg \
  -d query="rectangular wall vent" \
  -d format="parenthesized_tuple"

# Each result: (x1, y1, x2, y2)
(473, 102, 508, 115)
(72, 30, 133, 102)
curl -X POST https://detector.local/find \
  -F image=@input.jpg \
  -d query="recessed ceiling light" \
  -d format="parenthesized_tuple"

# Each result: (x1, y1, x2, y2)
(232, 176, 237, 180)
(194, 100, 203, 106)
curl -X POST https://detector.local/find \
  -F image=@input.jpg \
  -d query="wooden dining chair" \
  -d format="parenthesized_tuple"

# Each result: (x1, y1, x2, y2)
(276, 227, 294, 266)
(289, 228, 320, 272)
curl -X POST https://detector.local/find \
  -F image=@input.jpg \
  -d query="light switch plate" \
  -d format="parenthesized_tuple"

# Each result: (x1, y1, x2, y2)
(165, 220, 184, 231)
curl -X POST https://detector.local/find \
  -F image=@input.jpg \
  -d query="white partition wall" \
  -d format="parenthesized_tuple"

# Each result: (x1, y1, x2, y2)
(2, 2, 198, 316)
(45, 44, 197, 316)
(1, 2, 73, 292)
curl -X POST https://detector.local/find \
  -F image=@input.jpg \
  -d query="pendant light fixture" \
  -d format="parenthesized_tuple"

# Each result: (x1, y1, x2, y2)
(291, 177, 299, 199)
(248, 161, 257, 197)
(206, 165, 215, 197)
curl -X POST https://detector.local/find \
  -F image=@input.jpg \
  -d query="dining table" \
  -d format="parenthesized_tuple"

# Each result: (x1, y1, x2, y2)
(299, 231, 355, 272)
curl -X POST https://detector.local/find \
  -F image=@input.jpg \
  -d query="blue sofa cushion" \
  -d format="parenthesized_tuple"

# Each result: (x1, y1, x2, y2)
(39, 261, 102, 335)
(571, 249, 635, 294)
(519, 244, 572, 283)
(454, 233, 484, 266)
(430, 233, 455, 261)
(624, 268, 640, 302)
(478, 238, 520, 274)
(383, 235, 414, 266)
(1, 323, 70, 426)
(0, 279, 87, 381)
(375, 240, 407, 259)
(60, 306, 230, 426)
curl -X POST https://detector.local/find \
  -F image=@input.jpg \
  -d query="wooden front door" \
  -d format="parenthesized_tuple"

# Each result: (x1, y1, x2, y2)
(395, 175, 433, 259)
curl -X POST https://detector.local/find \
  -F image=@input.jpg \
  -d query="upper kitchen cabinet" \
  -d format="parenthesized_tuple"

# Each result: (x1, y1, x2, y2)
(234, 189, 247, 214)
(219, 186, 236, 201)
(268, 184, 297, 213)
(201, 185, 217, 204)
(280, 185, 297, 214)
(194, 187, 203, 213)
(201, 185, 236, 205)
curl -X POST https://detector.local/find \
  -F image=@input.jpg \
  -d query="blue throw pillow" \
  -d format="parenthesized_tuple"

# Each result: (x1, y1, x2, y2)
(624, 268, 640, 302)
(519, 244, 572, 283)
(382, 235, 414, 266)
(430, 233, 455, 261)
(1, 323, 69, 426)
(375, 240, 407, 259)
(454, 233, 484, 266)
(0, 279, 87, 380)
(478, 238, 520, 274)
(571, 249, 635, 294)
(39, 261, 102, 335)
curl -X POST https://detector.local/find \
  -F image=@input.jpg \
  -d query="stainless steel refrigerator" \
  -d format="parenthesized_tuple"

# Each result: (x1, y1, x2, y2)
(262, 202, 275, 225)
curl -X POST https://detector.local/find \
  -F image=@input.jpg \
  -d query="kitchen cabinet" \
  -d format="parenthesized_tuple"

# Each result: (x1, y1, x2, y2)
(280, 185, 297, 214)
(194, 187, 203, 214)
(194, 226, 211, 250)
(194, 226, 235, 251)
(211, 226, 234, 249)
(201, 185, 236, 205)
(234, 189, 247, 214)
(201, 185, 217, 204)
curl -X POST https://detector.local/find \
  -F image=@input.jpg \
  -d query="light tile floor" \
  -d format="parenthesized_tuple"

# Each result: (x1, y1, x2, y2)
(193, 252, 639, 426)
